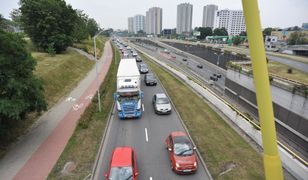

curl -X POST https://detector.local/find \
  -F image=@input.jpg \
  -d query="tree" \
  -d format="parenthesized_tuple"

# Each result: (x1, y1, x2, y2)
(0, 14, 4, 29)
(87, 18, 99, 37)
(20, 0, 78, 53)
(232, 36, 242, 45)
(72, 10, 89, 42)
(263, 27, 272, 36)
(213, 27, 228, 36)
(0, 29, 47, 135)
(196, 27, 212, 40)
(10, 9, 22, 28)
(288, 32, 308, 45)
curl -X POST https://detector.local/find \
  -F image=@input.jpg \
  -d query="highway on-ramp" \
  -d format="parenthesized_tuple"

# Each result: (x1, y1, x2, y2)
(93, 54, 211, 180)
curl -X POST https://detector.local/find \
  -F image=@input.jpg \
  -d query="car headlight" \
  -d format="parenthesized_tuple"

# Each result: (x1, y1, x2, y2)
(193, 162, 197, 167)
(176, 162, 180, 168)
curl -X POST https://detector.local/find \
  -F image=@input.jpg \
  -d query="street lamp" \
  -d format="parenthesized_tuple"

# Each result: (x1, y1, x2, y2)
(214, 52, 224, 66)
(93, 30, 104, 112)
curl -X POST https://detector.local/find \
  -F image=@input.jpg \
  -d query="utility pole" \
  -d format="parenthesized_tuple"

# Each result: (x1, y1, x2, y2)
(94, 30, 104, 112)
(242, 0, 283, 179)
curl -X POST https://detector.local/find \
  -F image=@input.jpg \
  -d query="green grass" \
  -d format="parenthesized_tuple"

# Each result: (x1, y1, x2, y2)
(48, 44, 120, 180)
(268, 61, 308, 84)
(72, 36, 107, 58)
(141, 53, 264, 179)
(33, 49, 95, 107)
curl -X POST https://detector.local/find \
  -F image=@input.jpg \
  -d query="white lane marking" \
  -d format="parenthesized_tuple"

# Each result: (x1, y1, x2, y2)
(145, 128, 149, 142)
(142, 104, 145, 112)
(150, 177, 153, 180)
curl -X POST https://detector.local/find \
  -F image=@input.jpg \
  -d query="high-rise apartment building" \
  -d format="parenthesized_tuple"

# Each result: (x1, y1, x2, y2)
(145, 7, 163, 35)
(214, 9, 246, 35)
(176, 3, 193, 34)
(202, 4, 218, 28)
(128, 17, 134, 33)
(133, 15, 145, 34)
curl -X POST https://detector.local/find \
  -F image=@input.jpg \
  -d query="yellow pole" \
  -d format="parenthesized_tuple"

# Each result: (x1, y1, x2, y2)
(241, 0, 283, 179)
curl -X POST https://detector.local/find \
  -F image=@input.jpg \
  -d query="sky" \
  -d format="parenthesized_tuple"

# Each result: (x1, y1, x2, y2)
(1, 0, 308, 30)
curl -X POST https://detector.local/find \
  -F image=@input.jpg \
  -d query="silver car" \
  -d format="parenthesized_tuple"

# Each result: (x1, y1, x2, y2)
(152, 93, 172, 114)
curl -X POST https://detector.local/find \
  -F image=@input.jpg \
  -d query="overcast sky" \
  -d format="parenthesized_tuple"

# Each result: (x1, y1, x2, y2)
(1, 0, 308, 30)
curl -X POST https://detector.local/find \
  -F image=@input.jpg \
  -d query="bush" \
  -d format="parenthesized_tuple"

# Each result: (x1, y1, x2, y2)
(287, 68, 293, 74)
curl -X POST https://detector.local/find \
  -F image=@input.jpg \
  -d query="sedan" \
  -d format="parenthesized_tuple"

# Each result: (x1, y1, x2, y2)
(136, 56, 142, 62)
(165, 131, 198, 174)
(144, 73, 157, 86)
(139, 64, 149, 74)
(105, 147, 139, 180)
(197, 64, 203, 69)
(152, 93, 171, 114)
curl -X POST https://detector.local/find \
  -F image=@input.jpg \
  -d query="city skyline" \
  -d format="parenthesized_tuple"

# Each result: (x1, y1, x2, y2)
(1, 0, 308, 30)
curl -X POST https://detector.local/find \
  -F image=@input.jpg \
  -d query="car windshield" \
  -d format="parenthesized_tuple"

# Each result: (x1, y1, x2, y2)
(146, 74, 155, 80)
(109, 166, 133, 180)
(118, 95, 139, 102)
(140, 64, 147, 68)
(156, 97, 169, 104)
(173, 136, 193, 156)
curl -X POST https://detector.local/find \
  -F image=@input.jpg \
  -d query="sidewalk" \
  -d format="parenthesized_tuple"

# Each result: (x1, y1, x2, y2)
(0, 41, 113, 180)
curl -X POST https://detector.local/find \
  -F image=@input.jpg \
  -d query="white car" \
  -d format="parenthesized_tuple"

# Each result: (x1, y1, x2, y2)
(152, 93, 172, 114)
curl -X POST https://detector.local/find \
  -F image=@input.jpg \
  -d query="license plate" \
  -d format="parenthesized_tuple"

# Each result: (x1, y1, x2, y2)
(183, 170, 191, 172)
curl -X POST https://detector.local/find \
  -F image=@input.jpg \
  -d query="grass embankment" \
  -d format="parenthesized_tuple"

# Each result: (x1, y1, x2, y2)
(33, 49, 95, 106)
(48, 44, 120, 179)
(268, 61, 308, 84)
(141, 54, 264, 179)
(72, 36, 107, 58)
(0, 42, 96, 158)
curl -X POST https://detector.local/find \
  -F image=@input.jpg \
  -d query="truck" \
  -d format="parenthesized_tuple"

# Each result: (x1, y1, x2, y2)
(114, 58, 143, 119)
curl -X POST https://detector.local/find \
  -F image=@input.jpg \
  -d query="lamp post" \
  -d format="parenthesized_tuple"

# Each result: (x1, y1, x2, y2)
(214, 52, 224, 66)
(94, 30, 104, 112)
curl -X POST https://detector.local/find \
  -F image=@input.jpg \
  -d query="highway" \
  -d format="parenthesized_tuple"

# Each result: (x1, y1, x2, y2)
(132, 41, 226, 94)
(93, 50, 211, 180)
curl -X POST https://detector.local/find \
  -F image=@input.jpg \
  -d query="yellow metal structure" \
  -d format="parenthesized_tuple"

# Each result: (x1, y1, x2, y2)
(241, 0, 283, 179)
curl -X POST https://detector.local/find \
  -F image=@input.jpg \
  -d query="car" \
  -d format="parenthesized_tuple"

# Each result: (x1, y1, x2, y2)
(182, 58, 187, 61)
(210, 76, 218, 81)
(105, 147, 139, 180)
(144, 73, 157, 86)
(139, 64, 149, 74)
(165, 131, 197, 174)
(197, 64, 203, 69)
(132, 52, 138, 57)
(152, 93, 171, 114)
(123, 52, 129, 58)
(136, 56, 142, 62)
(213, 73, 222, 78)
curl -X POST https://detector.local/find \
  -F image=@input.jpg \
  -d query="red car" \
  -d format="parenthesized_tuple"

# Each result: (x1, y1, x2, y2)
(165, 131, 198, 174)
(105, 147, 139, 180)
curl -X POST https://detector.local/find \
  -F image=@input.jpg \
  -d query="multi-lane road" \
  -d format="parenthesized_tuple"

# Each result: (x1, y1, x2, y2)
(93, 49, 211, 180)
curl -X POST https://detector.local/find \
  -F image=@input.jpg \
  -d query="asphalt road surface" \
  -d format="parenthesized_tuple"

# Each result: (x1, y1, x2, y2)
(94, 54, 211, 180)
(133, 42, 226, 93)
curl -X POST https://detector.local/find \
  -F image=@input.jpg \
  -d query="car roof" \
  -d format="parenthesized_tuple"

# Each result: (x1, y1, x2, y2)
(111, 147, 133, 167)
(156, 93, 167, 98)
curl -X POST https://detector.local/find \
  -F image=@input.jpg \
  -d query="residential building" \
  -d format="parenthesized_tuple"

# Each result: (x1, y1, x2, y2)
(133, 15, 145, 34)
(202, 4, 218, 28)
(145, 7, 163, 35)
(214, 9, 246, 35)
(128, 17, 134, 33)
(176, 3, 193, 34)
(302, 23, 308, 30)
